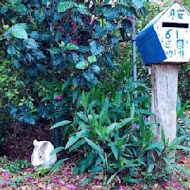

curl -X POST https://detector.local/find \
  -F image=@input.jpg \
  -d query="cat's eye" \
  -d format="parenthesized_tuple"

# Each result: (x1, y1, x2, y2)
(39, 155, 42, 159)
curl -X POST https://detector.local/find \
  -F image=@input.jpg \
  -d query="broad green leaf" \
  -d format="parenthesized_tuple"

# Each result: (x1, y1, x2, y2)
(78, 46, 90, 53)
(7, 0, 17, 4)
(161, 127, 166, 145)
(139, 117, 146, 146)
(72, 89, 79, 103)
(177, 102, 188, 118)
(106, 122, 118, 134)
(50, 120, 71, 129)
(69, 140, 85, 152)
(84, 137, 103, 154)
(147, 163, 155, 173)
(176, 96, 181, 113)
(13, 3, 26, 13)
(23, 39, 39, 50)
(94, 26, 106, 39)
(66, 43, 79, 50)
(177, 145, 190, 151)
(81, 90, 92, 109)
(143, 142, 164, 151)
(0, 5, 8, 14)
(58, 1, 75, 13)
(41, 96, 52, 102)
(90, 41, 104, 55)
(50, 158, 68, 172)
(122, 158, 139, 168)
(163, 157, 171, 166)
(130, 102, 135, 118)
(122, 177, 141, 183)
(65, 129, 90, 149)
(106, 21, 117, 32)
(88, 55, 97, 63)
(110, 144, 118, 160)
(62, 78, 71, 91)
(91, 165, 104, 174)
(7, 45, 16, 56)
(114, 90, 122, 107)
(76, 61, 88, 70)
(132, 0, 146, 10)
(170, 136, 185, 151)
(50, 146, 64, 156)
(47, 47, 62, 54)
(107, 172, 118, 185)
(77, 4, 90, 15)
(11, 25, 28, 39)
(77, 112, 88, 122)
(116, 117, 132, 130)
(118, 139, 126, 148)
(83, 71, 97, 84)
(59, 41, 65, 49)
(135, 108, 153, 116)
(103, 52, 114, 67)
(102, 6, 119, 20)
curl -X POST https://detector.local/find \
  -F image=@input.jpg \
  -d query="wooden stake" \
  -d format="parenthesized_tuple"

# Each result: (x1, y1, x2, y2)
(151, 64, 179, 143)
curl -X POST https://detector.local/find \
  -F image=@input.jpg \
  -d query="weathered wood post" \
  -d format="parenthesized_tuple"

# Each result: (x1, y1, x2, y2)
(136, 1, 190, 145)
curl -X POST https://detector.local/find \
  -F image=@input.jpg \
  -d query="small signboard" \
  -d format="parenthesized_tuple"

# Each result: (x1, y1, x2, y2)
(136, 2, 190, 65)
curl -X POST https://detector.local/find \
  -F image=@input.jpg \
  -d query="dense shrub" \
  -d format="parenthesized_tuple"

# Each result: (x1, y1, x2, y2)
(0, 0, 146, 125)
(52, 81, 190, 187)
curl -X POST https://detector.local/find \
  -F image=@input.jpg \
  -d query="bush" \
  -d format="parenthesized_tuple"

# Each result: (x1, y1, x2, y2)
(0, 0, 146, 125)
(52, 82, 190, 187)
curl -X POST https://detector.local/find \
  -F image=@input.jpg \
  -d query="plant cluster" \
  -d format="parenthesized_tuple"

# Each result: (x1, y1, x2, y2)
(51, 83, 190, 188)
(0, 0, 146, 125)
(0, 156, 31, 173)
(0, 0, 190, 188)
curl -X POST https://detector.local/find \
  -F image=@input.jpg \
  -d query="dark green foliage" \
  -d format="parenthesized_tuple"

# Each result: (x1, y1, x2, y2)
(0, 156, 31, 173)
(52, 82, 190, 186)
(51, 79, 153, 177)
(0, 0, 146, 125)
(178, 64, 190, 103)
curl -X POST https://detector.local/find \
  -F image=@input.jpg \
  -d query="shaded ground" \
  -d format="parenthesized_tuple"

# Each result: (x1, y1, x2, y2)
(1, 123, 190, 189)
(4, 122, 52, 161)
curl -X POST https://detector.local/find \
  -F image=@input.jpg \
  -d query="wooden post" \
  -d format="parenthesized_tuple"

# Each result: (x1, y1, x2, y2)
(151, 64, 179, 143)
(135, 0, 190, 146)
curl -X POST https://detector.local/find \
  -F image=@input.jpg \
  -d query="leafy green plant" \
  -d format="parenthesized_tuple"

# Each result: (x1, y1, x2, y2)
(50, 80, 156, 184)
(51, 83, 190, 187)
(0, 156, 31, 173)
(34, 167, 50, 178)
(0, 0, 147, 126)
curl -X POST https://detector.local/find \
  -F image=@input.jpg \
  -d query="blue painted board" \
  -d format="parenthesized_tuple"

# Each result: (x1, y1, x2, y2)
(136, 24, 167, 65)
